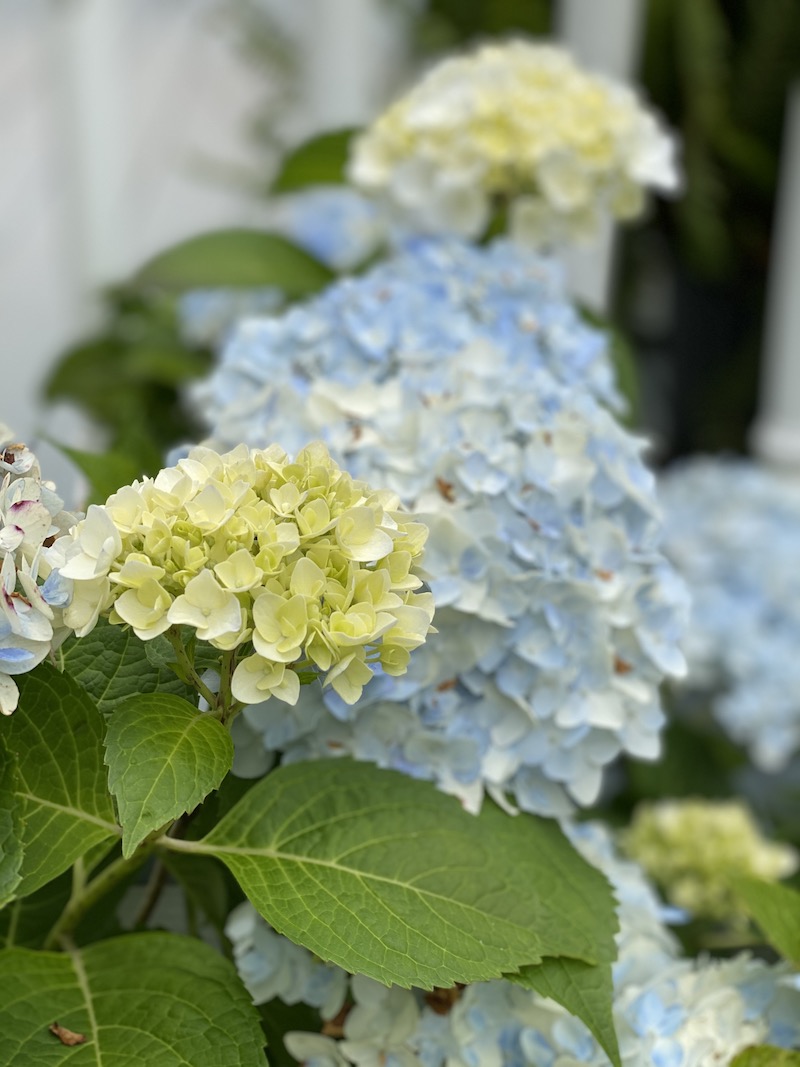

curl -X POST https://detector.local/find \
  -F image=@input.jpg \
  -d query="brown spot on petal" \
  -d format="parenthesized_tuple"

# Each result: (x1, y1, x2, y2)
(594, 569, 613, 581)
(435, 478, 456, 503)
(614, 656, 633, 675)
(49, 1023, 86, 1046)
(424, 986, 464, 1015)
(42, 536, 56, 548)
(436, 678, 458, 692)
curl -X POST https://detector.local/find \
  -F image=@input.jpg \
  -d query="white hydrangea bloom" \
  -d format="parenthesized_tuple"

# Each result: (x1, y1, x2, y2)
(0, 425, 76, 714)
(198, 238, 687, 815)
(348, 40, 679, 245)
(57, 442, 434, 707)
(660, 457, 800, 771)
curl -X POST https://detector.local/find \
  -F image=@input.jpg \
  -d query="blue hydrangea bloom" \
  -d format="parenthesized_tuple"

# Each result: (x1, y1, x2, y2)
(195, 237, 688, 816)
(660, 457, 800, 772)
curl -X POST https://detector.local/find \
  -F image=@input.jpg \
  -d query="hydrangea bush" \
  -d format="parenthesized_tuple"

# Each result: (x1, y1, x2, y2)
(197, 237, 688, 816)
(2, 33, 799, 1067)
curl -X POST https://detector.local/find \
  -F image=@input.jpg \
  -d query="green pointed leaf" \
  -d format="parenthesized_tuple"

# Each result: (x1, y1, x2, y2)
(5, 666, 118, 898)
(62, 618, 195, 712)
(509, 958, 620, 1067)
(105, 694, 233, 858)
(735, 877, 800, 965)
(136, 229, 334, 295)
(0, 737, 24, 907)
(732, 1048, 800, 1067)
(271, 127, 358, 192)
(171, 760, 617, 989)
(0, 933, 266, 1065)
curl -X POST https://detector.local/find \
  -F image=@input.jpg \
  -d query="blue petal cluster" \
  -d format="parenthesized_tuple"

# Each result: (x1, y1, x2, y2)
(272, 187, 387, 272)
(226, 823, 800, 1066)
(660, 457, 800, 772)
(196, 237, 688, 815)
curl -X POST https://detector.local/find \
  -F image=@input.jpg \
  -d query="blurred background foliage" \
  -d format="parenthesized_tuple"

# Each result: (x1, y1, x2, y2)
(45, 0, 800, 477)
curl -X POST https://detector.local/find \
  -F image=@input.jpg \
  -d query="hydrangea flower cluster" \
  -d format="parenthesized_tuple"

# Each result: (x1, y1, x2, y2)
(197, 237, 687, 815)
(660, 457, 800, 772)
(0, 426, 75, 715)
(227, 822, 800, 1067)
(56, 442, 433, 707)
(348, 40, 679, 245)
(624, 798, 798, 922)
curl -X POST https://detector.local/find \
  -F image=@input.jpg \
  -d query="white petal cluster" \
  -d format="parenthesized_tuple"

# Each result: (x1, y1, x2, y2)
(226, 822, 800, 1067)
(0, 426, 76, 714)
(348, 40, 679, 245)
(660, 457, 800, 772)
(198, 238, 687, 815)
(56, 442, 433, 707)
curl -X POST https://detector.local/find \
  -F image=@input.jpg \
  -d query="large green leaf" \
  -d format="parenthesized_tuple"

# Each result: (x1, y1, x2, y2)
(62, 618, 194, 713)
(509, 958, 620, 1067)
(136, 229, 334, 295)
(271, 127, 357, 192)
(735, 877, 800, 965)
(0, 738, 24, 907)
(165, 760, 617, 989)
(5, 666, 119, 898)
(0, 933, 266, 1065)
(105, 694, 233, 858)
(732, 1048, 800, 1067)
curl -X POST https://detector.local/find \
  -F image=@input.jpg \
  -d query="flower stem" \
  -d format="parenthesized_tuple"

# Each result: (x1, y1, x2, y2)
(43, 848, 151, 951)
(164, 627, 219, 711)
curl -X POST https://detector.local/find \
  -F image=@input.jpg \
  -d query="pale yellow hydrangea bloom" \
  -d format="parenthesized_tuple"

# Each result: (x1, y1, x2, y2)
(624, 798, 798, 921)
(58, 442, 434, 706)
(349, 40, 679, 245)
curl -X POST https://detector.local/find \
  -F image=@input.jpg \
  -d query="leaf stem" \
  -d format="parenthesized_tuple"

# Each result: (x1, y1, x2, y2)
(43, 848, 151, 951)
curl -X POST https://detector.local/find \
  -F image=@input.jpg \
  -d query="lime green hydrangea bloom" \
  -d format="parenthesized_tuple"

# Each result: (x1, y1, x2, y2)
(624, 798, 798, 922)
(57, 442, 434, 706)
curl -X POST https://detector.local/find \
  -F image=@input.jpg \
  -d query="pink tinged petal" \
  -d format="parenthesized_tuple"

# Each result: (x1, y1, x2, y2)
(0, 527, 23, 552)
(7, 499, 52, 547)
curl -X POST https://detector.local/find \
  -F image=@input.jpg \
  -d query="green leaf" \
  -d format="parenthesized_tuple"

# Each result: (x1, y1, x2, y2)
(0, 933, 266, 1065)
(5, 666, 119, 898)
(104, 694, 234, 858)
(170, 760, 617, 989)
(735, 877, 800, 965)
(0, 738, 24, 907)
(271, 127, 358, 192)
(62, 618, 195, 713)
(56, 444, 144, 506)
(732, 1048, 800, 1067)
(136, 229, 334, 296)
(509, 958, 620, 1067)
